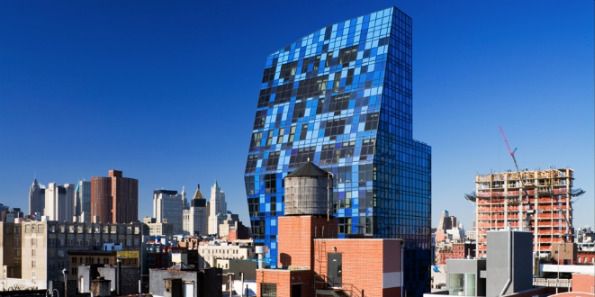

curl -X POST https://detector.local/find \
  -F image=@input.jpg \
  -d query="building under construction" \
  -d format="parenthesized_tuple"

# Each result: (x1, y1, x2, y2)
(466, 168, 584, 258)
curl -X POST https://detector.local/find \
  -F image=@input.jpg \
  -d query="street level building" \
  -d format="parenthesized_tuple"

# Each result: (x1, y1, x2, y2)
(244, 7, 431, 295)
(91, 170, 138, 224)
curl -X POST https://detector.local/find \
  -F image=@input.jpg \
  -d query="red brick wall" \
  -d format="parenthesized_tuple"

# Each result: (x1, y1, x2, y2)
(572, 274, 595, 293)
(576, 251, 595, 265)
(278, 216, 337, 269)
(256, 269, 314, 297)
(313, 239, 402, 297)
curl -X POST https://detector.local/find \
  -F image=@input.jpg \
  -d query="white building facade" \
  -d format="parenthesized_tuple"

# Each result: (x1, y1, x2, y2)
(44, 182, 75, 222)
(183, 185, 208, 236)
(207, 181, 226, 235)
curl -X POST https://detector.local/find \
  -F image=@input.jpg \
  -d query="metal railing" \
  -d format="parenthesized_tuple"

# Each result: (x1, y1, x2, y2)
(532, 277, 572, 288)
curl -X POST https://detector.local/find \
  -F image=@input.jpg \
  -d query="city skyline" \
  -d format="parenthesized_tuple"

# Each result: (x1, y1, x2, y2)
(0, 1, 593, 231)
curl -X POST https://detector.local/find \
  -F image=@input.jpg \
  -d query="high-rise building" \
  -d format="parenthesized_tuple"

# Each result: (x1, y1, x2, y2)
(183, 184, 208, 236)
(153, 189, 185, 234)
(74, 180, 91, 218)
(91, 170, 138, 223)
(468, 168, 583, 258)
(244, 7, 431, 295)
(28, 178, 45, 216)
(44, 182, 75, 222)
(208, 181, 227, 235)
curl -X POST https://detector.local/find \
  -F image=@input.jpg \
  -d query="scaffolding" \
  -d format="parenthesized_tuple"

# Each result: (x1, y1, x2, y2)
(473, 169, 575, 258)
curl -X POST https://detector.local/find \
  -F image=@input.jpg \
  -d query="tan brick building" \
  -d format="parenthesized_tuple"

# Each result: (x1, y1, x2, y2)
(1, 220, 142, 289)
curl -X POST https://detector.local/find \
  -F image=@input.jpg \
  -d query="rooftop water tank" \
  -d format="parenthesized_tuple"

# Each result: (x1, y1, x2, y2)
(283, 162, 332, 216)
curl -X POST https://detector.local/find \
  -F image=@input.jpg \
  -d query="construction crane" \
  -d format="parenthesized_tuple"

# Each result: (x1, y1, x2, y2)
(499, 126, 531, 229)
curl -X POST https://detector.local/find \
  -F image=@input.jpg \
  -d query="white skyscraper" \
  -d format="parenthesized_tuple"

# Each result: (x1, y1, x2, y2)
(207, 180, 227, 235)
(44, 182, 75, 222)
(183, 184, 208, 236)
(153, 189, 186, 234)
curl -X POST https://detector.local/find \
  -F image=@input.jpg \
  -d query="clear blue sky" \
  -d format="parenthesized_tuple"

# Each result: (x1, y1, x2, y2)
(0, 1, 593, 230)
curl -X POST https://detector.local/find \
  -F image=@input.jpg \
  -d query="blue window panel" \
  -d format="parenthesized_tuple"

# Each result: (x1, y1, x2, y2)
(245, 6, 430, 296)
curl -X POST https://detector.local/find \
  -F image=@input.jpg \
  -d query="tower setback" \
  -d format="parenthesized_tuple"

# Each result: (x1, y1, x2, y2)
(244, 7, 431, 295)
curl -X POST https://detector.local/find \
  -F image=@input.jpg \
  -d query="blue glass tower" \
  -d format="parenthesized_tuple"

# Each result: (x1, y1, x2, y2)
(245, 7, 431, 295)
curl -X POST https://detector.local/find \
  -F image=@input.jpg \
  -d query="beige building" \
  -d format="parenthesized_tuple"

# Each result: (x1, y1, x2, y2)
(198, 240, 253, 268)
(0, 220, 142, 290)
(0, 222, 22, 279)
(142, 217, 174, 238)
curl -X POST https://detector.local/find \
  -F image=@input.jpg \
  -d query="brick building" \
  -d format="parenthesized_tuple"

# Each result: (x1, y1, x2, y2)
(255, 162, 403, 297)
(91, 170, 138, 224)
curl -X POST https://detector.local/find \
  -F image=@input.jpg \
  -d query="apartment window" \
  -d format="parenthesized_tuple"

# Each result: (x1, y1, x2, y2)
(31, 249, 36, 256)
(261, 283, 277, 297)
(31, 261, 36, 268)
(38, 225, 44, 233)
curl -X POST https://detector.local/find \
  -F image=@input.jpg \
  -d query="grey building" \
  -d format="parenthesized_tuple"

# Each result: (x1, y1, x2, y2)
(486, 230, 532, 297)
(149, 267, 222, 297)
(74, 181, 91, 219)
(153, 189, 186, 235)
(439, 230, 533, 297)
(446, 259, 486, 296)
(28, 178, 45, 216)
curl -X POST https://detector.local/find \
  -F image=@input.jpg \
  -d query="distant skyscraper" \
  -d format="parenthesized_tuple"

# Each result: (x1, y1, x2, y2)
(153, 189, 186, 234)
(91, 170, 138, 223)
(183, 184, 208, 236)
(74, 180, 91, 218)
(207, 181, 227, 235)
(44, 182, 75, 222)
(28, 178, 45, 215)
(244, 7, 431, 295)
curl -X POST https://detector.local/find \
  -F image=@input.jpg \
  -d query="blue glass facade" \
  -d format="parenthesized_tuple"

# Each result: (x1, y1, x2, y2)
(245, 7, 431, 295)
